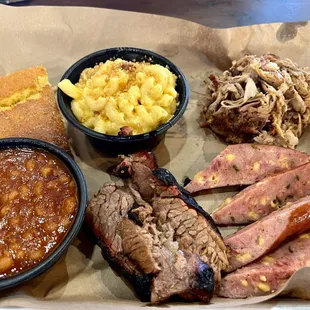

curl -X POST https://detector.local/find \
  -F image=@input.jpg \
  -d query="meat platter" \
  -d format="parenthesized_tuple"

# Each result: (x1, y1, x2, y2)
(2, 4, 310, 309)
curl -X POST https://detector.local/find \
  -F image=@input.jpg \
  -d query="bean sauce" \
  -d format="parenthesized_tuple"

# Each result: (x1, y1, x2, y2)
(0, 148, 78, 278)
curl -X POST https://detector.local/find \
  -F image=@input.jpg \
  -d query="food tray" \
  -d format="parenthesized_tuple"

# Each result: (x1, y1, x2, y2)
(1, 4, 310, 309)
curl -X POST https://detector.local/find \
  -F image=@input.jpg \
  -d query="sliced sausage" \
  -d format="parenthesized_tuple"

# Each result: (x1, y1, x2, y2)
(218, 231, 310, 298)
(225, 196, 310, 272)
(212, 162, 310, 225)
(185, 144, 309, 193)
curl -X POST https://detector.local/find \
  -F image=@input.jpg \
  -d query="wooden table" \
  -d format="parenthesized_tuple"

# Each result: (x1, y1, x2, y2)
(11, 0, 310, 28)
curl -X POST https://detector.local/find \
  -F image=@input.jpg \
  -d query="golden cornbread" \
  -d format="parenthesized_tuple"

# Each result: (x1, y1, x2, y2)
(58, 58, 178, 135)
(0, 66, 48, 108)
(0, 66, 70, 152)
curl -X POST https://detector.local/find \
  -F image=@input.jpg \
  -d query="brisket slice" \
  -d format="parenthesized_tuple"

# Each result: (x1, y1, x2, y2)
(85, 184, 151, 301)
(114, 152, 229, 281)
(120, 217, 214, 303)
(153, 196, 227, 281)
(86, 183, 214, 304)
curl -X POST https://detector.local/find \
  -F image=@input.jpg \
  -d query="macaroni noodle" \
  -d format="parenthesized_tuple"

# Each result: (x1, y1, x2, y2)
(58, 58, 178, 135)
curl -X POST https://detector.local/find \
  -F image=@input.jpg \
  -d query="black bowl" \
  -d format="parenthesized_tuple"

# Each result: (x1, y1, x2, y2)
(0, 138, 88, 290)
(57, 47, 190, 155)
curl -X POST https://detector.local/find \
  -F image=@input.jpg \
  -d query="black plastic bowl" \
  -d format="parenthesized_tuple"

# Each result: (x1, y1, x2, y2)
(57, 47, 190, 155)
(0, 138, 87, 290)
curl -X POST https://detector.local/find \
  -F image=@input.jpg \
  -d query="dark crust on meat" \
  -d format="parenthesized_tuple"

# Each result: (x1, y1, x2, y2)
(180, 261, 214, 302)
(89, 153, 224, 302)
(88, 184, 215, 303)
(196, 261, 214, 293)
(113, 151, 158, 178)
(84, 184, 152, 302)
(99, 240, 152, 302)
(153, 257, 215, 304)
(153, 168, 222, 238)
(83, 215, 152, 302)
(118, 126, 133, 136)
(128, 202, 144, 227)
(133, 150, 158, 170)
(183, 177, 192, 187)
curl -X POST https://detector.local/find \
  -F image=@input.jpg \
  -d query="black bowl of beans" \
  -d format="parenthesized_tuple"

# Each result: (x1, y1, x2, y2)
(57, 47, 190, 155)
(0, 138, 87, 290)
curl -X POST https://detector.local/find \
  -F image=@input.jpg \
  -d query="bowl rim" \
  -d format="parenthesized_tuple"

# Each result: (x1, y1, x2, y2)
(0, 137, 88, 290)
(57, 47, 190, 142)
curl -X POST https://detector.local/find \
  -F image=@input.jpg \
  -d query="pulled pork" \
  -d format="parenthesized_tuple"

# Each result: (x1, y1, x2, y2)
(202, 54, 310, 148)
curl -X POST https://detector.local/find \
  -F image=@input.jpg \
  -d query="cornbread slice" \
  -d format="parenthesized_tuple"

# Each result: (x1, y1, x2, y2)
(0, 66, 70, 152)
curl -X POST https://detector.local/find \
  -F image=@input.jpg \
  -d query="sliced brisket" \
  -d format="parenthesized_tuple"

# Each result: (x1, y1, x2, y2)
(86, 180, 215, 303)
(85, 184, 152, 301)
(86, 151, 229, 303)
(114, 152, 229, 281)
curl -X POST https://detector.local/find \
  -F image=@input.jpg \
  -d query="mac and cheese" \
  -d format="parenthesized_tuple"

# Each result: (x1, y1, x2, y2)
(58, 58, 178, 135)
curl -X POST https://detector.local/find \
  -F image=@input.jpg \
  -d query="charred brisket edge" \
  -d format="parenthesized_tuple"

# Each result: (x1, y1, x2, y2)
(152, 168, 222, 238)
(195, 261, 215, 293)
(128, 202, 144, 226)
(113, 164, 132, 178)
(183, 176, 192, 187)
(98, 240, 152, 302)
(91, 155, 218, 302)
(81, 219, 153, 303)
(180, 261, 214, 302)
(148, 151, 159, 168)
(132, 150, 159, 170)
(113, 151, 158, 178)
(84, 188, 152, 302)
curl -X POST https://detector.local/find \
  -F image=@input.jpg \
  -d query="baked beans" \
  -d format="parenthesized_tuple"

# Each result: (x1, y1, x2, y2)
(0, 147, 78, 278)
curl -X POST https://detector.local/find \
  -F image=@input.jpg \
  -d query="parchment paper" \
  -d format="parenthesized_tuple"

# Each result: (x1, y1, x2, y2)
(1, 4, 310, 309)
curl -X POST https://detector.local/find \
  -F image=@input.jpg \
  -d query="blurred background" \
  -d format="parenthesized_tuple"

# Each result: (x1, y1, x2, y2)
(2, 0, 310, 28)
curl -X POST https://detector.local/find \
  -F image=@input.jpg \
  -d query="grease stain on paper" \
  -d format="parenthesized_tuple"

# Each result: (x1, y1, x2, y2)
(157, 45, 180, 57)
(277, 22, 308, 42)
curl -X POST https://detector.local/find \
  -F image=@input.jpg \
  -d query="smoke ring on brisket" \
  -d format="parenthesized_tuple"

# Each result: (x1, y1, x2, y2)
(86, 151, 229, 304)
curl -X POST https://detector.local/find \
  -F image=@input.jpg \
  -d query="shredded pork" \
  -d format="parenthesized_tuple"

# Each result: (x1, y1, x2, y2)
(202, 54, 310, 148)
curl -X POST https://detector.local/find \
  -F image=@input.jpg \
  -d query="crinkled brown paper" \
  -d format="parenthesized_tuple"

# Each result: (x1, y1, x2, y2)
(1, 4, 310, 308)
